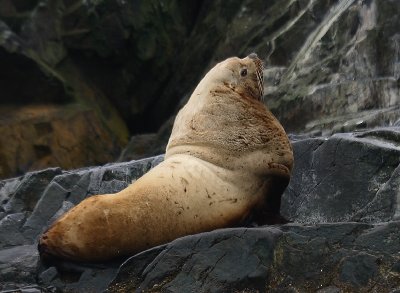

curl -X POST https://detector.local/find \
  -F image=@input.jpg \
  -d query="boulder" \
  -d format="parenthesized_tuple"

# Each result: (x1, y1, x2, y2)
(0, 105, 125, 179)
(0, 245, 40, 290)
(107, 222, 400, 292)
(282, 127, 400, 223)
(1, 128, 400, 291)
(0, 155, 163, 291)
(118, 115, 176, 162)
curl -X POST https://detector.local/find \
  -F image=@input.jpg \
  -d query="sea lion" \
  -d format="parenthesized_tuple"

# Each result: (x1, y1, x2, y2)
(38, 53, 294, 262)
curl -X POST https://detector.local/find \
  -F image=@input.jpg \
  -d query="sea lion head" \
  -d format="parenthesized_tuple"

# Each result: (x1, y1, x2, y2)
(167, 53, 293, 178)
(205, 53, 264, 102)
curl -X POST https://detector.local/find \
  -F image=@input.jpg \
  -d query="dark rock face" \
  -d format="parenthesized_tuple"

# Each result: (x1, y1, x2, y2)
(2, 0, 399, 175)
(0, 0, 200, 133)
(2, 128, 400, 291)
(118, 115, 176, 162)
(116, 0, 400, 161)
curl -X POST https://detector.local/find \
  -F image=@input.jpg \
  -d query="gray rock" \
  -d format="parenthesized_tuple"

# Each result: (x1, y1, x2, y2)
(265, 0, 400, 134)
(118, 133, 162, 162)
(108, 228, 282, 293)
(19, 168, 90, 239)
(317, 286, 341, 293)
(68, 172, 91, 205)
(339, 252, 378, 287)
(3, 168, 62, 214)
(3, 126, 400, 291)
(118, 116, 175, 163)
(84, 155, 164, 195)
(281, 128, 400, 223)
(22, 181, 69, 241)
(46, 201, 74, 227)
(0, 245, 39, 289)
(0, 212, 28, 248)
(0, 177, 22, 216)
(63, 267, 119, 293)
(19, 286, 43, 293)
(107, 222, 400, 292)
(0, 0, 398, 291)
(0, 155, 164, 292)
(38, 267, 58, 284)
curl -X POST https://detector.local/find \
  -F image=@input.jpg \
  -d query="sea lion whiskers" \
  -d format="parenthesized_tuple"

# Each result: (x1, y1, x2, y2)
(247, 53, 264, 101)
(254, 58, 264, 101)
(256, 70, 264, 101)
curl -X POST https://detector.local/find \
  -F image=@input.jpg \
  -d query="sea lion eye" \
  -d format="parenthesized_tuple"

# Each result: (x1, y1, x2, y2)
(240, 68, 247, 77)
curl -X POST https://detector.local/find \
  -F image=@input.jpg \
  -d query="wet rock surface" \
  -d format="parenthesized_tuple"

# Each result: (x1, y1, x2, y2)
(1, 128, 400, 292)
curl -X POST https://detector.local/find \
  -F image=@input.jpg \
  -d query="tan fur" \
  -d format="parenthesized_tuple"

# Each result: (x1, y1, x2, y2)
(39, 55, 294, 262)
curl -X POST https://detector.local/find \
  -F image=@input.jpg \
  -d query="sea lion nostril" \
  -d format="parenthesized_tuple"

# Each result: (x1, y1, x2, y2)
(248, 53, 258, 59)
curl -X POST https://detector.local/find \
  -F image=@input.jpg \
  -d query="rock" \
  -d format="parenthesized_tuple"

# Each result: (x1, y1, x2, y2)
(107, 228, 282, 293)
(106, 0, 400, 160)
(1, 0, 400, 291)
(2, 0, 400, 175)
(303, 106, 400, 136)
(0, 19, 128, 179)
(338, 252, 378, 287)
(0, 0, 199, 137)
(281, 127, 400, 223)
(2, 125, 400, 291)
(19, 286, 43, 293)
(263, 0, 400, 134)
(317, 286, 341, 293)
(61, 266, 120, 293)
(0, 212, 29, 249)
(22, 180, 70, 241)
(46, 201, 75, 228)
(0, 177, 22, 216)
(38, 267, 58, 284)
(3, 126, 400, 291)
(0, 245, 39, 290)
(0, 155, 164, 291)
(0, 44, 69, 105)
(3, 168, 62, 214)
(107, 222, 400, 292)
(118, 115, 176, 162)
(0, 105, 126, 180)
(119, 133, 161, 162)
(150, 0, 400, 138)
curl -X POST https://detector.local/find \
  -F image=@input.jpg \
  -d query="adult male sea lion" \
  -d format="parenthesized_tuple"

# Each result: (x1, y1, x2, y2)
(39, 54, 294, 262)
